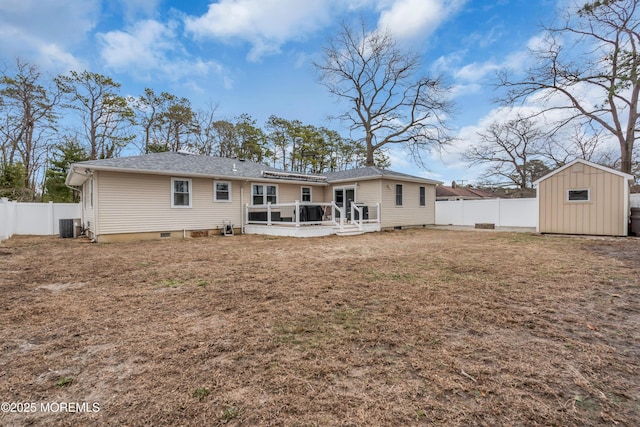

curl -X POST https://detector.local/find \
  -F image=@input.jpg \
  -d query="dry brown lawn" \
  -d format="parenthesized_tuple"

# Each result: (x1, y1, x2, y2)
(0, 229, 639, 426)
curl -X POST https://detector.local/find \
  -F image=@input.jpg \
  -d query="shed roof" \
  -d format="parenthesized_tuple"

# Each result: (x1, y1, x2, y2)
(533, 158, 635, 186)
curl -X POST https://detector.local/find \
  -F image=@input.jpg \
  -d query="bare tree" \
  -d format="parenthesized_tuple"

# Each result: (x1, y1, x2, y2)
(314, 20, 454, 166)
(131, 88, 170, 154)
(56, 71, 134, 159)
(499, 0, 640, 174)
(539, 123, 617, 167)
(191, 101, 219, 155)
(158, 97, 198, 152)
(0, 59, 60, 191)
(464, 116, 549, 189)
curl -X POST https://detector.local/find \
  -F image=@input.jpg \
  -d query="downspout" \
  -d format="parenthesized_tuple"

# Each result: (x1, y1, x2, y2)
(241, 180, 249, 234)
(66, 167, 95, 241)
(623, 178, 631, 236)
(535, 182, 540, 233)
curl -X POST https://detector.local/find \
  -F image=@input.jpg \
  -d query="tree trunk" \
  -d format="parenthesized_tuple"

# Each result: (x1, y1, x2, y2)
(365, 132, 374, 166)
(620, 138, 633, 174)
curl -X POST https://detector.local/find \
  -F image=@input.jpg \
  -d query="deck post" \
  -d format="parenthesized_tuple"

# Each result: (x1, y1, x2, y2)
(267, 202, 272, 225)
(295, 200, 300, 227)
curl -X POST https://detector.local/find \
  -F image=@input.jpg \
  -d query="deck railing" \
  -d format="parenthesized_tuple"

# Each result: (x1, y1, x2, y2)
(245, 201, 380, 232)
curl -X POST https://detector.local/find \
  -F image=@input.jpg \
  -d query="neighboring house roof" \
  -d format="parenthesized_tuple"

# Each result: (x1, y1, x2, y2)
(436, 185, 496, 199)
(325, 166, 442, 185)
(533, 158, 635, 185)
(66, 152, 442, 187)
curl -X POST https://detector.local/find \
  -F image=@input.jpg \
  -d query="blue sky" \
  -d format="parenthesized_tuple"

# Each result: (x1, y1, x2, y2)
(0, 0, 563, 185)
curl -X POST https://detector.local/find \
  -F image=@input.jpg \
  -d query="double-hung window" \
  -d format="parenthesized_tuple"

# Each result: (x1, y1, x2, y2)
(252, 184, 277, 205)
(419, 186, 426, 207)
(301, 186, 312, 202)
(172, 178, 192, 208)
(395, 184, 403, 206)
(214, 181, 231, 202)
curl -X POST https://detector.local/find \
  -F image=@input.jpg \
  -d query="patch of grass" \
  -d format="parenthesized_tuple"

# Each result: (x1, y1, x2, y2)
(496, 233, 538, 244)
(192, 387, 210, 401)
(155, 278, 184, 288)
(196, 279, 208, 287)
(273, 318, 322, 346)
(56, 377, 73, 387)
(333, 307, 363, 331)
(390, 272, 417, 281)
(364, 270, 419, 283)
(574, 395, 599, 412)
(222, 405, 240, 420)
(138, 261, 156, 267)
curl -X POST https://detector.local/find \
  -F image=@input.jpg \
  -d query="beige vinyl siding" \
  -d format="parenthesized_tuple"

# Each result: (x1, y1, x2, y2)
(96, 171, 243, 235)
(538, 163, 626, 236)
(328, 179, 436, 227)
(380, 180, 435, 228)
(249, 182, 326, 204)
(354, 181, 382, 204)
(327, 181, 382, 204)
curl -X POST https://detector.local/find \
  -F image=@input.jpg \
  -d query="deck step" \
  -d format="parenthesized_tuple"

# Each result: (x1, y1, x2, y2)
(335, 225, 365, 236)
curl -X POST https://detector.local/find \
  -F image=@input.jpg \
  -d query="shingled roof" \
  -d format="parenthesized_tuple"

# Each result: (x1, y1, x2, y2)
(325, 166, 442, 184)
(66, 151, 313, 186)
(67, 152, 440, 186)
(436, 185, 496, 199)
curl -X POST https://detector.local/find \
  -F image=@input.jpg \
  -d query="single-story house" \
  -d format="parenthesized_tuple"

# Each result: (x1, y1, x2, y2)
(534, 158, 635, 236)
(65, 151, 441, 242)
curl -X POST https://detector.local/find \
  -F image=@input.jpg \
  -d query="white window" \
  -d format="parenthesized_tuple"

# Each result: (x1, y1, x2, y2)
(567, 188, 590, 202)
(214, 181, 232, 202)
(301, 186, 312, 202)
(171, 178, 192, 208)
(395, 184, 403, 206)
(252, 184, 278, 205)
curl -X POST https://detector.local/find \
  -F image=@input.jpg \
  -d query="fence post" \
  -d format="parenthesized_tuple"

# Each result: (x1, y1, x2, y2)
(48, 201, 55, 235)
(0, 198, 7, 241)
(295, 200, 300, 227)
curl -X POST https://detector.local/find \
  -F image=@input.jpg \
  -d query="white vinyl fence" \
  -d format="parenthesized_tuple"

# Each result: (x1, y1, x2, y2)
(435, 198, 538, 228)
(631, 193, 640, 208)
(0, 198, 81, 242)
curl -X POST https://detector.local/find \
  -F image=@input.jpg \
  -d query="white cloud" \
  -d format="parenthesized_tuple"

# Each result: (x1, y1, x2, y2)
(454, 61, 501, 83)
(98, 19, 230, 86)
(182, 0, 464, 61)
(99, 20, 176, 72)
(376, 0, 466, 41)
(184, 0, 341, 61)
(0, 0, 99, 72)
(114, 0, 161, 22)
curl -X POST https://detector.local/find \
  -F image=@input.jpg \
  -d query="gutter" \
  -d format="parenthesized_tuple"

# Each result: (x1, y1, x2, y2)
(70, 164, 329, 186)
